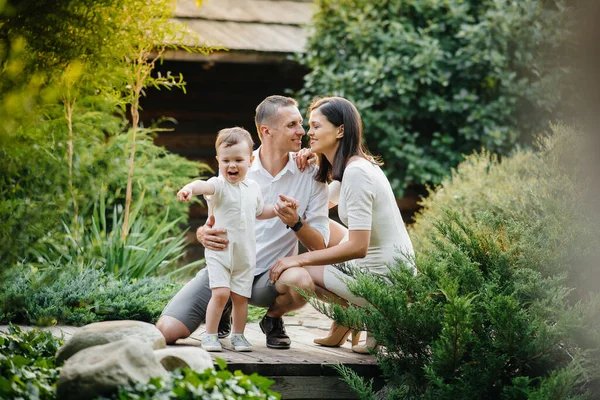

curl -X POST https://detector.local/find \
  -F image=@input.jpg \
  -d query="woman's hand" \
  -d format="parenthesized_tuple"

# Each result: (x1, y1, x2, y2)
(269, 257, 301, 282)
(292, 148, 317, 172)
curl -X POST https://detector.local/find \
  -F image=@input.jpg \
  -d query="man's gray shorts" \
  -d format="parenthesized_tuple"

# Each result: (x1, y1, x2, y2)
(161, 267, 279, 333)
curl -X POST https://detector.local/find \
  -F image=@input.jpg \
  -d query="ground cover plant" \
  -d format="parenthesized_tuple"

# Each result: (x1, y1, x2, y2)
(106, 359, 280, 400)
(313, 125, 600, 398)
(297, 0, 573, 196)
(0, 325, 62, 399)
(0, 325, 280, 399)
(0, 264, 182, 326)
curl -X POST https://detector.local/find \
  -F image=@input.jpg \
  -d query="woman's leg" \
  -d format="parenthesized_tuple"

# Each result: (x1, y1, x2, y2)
(322, 265, 370, 307)
(205, 287, 230, 334)
(230, 292, 248, 334)
(304, 265, 354, 340)
(304, 266, 349, 307)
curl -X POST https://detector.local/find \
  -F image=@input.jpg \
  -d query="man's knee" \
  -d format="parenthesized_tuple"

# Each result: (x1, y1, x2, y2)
(279, 267, 314, 292)
(156, 315, 191, 345)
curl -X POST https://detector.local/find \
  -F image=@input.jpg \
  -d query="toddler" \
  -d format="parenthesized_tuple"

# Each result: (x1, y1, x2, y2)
(177, 127, 297, 352)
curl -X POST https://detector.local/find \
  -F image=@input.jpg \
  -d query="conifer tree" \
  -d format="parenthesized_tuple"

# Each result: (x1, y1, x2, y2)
(311, 126, 600, 398)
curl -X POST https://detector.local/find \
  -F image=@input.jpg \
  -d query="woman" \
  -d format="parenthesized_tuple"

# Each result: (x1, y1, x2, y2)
(269, 96, 415, 353)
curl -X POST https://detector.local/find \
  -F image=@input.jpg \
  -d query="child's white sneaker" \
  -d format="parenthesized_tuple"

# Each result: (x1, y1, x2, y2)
(230, 334, 253, 352)
(202, 333, 222, 352)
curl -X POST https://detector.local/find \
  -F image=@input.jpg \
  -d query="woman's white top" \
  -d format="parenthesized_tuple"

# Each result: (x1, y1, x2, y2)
(329, 158, 415, 274)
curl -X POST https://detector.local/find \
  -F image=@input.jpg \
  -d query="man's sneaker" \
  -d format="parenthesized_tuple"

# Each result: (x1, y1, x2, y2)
(202, 333, 222, 352)
(259, 314, 291, 349)
(230, 334, 253, 352)
(218, 301, 232, 339)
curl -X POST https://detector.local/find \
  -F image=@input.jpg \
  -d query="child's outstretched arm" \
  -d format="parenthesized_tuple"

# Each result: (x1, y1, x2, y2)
(177, 180, 215, 202)
(257, 195, 299, 220)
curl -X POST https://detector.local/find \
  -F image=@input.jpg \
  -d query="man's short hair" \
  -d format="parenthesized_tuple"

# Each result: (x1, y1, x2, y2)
(254, 95, 298, 140)
(215, 127, 254, 155)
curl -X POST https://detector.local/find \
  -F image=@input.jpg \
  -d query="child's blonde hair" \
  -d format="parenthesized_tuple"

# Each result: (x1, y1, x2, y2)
(215, 127, 254, 155)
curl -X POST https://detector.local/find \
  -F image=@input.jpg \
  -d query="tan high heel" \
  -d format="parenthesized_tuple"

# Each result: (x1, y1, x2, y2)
(314, 323, 360, 347)
(351, 331, 380, 354)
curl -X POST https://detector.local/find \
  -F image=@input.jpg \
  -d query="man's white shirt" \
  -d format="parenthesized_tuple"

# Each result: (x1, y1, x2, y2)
(249, 147, 330, 275)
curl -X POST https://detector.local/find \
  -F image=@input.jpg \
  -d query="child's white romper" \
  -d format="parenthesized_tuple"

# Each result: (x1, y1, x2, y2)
(204, 175, 264, 297)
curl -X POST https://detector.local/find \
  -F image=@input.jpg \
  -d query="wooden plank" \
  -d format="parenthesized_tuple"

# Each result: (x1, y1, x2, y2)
(188, 203, 209, 219)
(179, 322, 379, 378)
(140, 109, 252, 121)
(178, 20, 308, 53)
(163, 49, 293, 63)
(175, 0, 315, 26)
(154, 133, 217, 150)
(269, 376, 357, 400)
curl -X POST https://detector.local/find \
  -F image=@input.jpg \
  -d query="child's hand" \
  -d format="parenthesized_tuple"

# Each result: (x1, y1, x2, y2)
(279, 194, 299, 210)
(177, 189, 192, 202)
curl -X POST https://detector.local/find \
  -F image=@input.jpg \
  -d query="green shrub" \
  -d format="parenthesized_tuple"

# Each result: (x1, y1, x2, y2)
(310, 125, 600, 398)
(411, 124, 597, 295)
(0, 262, 183, 326)
(0, 110, 206, 272)
(0, 0, 210, 271)
(99, 130, 211, 232)
(296, 0, 572, 195)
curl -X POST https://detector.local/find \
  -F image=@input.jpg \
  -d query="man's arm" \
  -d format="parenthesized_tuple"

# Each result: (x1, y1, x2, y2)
(275, 180, 330, 251)
(196, 215, 228, 251)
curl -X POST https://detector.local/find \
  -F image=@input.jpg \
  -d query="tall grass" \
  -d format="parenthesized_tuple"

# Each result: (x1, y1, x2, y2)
(44, 192, 204, 280)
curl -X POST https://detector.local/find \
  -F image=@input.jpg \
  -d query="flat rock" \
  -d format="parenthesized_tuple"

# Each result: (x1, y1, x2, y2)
(56, 338, 169, 400)
(154, 346, 214, 372)
(56, 320, 166, 363)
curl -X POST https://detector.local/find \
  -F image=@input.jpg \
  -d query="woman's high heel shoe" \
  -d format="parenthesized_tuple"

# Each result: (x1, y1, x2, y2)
(314, 323, 360, 347)
(351, 331, 380, 354)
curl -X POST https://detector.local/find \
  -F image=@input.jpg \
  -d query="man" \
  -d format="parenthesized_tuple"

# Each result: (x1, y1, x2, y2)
(156, 95, 330, 349)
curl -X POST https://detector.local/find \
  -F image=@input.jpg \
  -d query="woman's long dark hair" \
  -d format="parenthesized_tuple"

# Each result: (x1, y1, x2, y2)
(310, 97, 381, 183)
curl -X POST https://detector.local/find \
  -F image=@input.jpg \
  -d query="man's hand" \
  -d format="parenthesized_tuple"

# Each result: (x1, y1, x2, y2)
(269, 256, 301, 282)
(196, 215, 228, 251)
(274, 194, 300, 227)
(292, 148, 317, 172)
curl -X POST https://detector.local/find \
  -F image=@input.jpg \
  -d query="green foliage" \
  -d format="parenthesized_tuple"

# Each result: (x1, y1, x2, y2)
(106, 363, 280, 400)
(41, 192, 205, 280)
(247, 305, 266, 323)
(0, 0, 211, 272)
(0, 325, 63, 400)
(330, 364, 376, 400)
(411, 124, 598, 295)
(101, 131, 210, 229)
(308, 125, 600, 398)
(0, 112, 205, 271)
(296, 0, 572, 195)
(0, 326, 279, 400)
(0, 262, 182, 326)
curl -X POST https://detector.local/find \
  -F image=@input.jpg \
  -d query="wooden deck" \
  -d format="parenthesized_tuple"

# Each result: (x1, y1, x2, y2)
(1, 306, 381, 399)
(180, 317, 380, 399)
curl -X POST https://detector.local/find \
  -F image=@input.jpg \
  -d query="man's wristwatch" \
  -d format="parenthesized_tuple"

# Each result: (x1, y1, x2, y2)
(286, 215, 303, 232)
